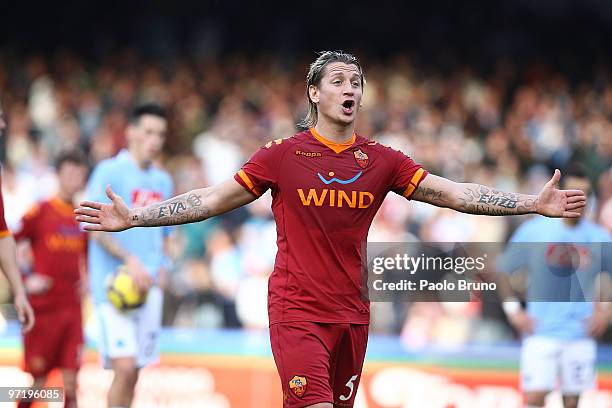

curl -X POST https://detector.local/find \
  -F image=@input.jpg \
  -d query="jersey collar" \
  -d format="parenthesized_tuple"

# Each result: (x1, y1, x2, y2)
(309, 127, 356, 154)
(50, 196, 75, 216)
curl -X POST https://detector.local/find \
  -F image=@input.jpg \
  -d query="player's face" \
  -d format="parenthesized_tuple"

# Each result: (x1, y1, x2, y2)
(57, 162, 88, 201)
(310, 62, 363, 127)
(128, 114, 167, 164)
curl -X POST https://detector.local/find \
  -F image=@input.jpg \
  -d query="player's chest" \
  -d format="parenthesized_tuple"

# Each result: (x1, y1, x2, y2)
(39, 213, 85, 250)
(123, 178, 165, 207)
(277, 147, 388, 209)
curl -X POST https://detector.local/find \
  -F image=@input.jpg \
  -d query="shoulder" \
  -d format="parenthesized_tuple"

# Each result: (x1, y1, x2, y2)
(263, 132, 302, 149)
(358, 137, 409, 157)
(22, 201, 45, 220)
(252, 132, 303, 158)
(91, 156, 121, 176)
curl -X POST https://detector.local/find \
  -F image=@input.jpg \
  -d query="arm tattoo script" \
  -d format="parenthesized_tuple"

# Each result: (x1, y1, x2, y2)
(414, 186, 445, 206)
(134, 191, 211, 227)
(457, 184, 538, 216)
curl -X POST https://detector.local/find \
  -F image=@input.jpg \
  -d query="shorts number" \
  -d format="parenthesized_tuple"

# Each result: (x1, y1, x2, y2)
(339, 375, 359, 401)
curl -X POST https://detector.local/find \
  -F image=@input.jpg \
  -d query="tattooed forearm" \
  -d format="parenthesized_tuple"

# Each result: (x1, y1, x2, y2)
(414, 186, 446, 206)
(130, 190, 211, 227)
(456, 184, 539, 216)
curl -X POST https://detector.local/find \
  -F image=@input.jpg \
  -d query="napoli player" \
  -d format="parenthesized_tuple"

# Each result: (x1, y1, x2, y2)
(85, 104, 173, 408)
(76, 51, 586, 408)
(498, 164, 611, 408)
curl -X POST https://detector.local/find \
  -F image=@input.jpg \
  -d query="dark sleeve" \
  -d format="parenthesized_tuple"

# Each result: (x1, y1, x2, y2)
(234, 140, 286, 197)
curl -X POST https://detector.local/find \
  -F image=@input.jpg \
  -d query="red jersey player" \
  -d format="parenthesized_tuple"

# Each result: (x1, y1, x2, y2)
(76, 51, 587, 408)
(0, 100, 34, 333)
(15, 151, 89, 408)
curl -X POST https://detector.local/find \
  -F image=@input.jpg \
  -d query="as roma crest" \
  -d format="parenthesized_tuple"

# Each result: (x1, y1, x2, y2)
(353, 149, 369, 168)
(289, 375, 307, 398)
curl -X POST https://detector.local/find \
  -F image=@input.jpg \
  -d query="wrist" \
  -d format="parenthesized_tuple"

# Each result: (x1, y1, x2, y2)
(12, 284, 27, 299)
(503, 297, 522, 316)
(128, 209, 140, 227)
(533, 195, 542, 215)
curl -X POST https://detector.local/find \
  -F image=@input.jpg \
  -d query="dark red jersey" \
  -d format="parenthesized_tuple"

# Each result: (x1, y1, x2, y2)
(0, 174, 10, 238)
(14, 197, 87, 310)
(234, 128, 427, 324)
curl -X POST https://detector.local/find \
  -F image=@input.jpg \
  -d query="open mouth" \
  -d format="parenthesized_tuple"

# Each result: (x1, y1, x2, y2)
(342, 100, 355, 114)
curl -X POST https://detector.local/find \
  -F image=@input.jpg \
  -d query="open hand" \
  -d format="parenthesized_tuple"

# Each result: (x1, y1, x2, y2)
(75, 186, 132, 232)
(536, 169, 586, 218)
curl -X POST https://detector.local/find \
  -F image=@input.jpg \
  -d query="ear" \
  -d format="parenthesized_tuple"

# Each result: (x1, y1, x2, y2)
(308, 85, 319, 104)
(125, 123, 136, 142)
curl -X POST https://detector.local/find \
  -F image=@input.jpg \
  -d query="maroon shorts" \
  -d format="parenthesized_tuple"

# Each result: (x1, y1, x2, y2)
(23, 305, 83, 376)
(270, 322, 368, 408)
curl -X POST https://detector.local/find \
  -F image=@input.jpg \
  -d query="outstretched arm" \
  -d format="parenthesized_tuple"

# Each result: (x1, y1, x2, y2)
(412, 169, 586, 218)
(75, 179, 256, 232)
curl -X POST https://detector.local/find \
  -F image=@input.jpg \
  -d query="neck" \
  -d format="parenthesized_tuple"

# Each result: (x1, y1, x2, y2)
(314, 120, 355, 143)
(128, 149, 150, 170)
(57, 191, 73, 205)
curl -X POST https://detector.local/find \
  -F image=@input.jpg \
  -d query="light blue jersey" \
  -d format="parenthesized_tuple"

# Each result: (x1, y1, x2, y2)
(87, 150, 173, 304)
(498, 216, 612, 339)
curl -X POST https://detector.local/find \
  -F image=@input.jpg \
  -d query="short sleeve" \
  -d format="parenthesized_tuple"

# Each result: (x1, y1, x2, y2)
(234, 143, 284, 197)
(0, 179, 9, 238)
(388, 149, 428, 200)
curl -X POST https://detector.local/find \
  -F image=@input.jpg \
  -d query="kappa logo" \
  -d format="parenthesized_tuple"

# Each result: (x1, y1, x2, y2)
(295, 149, 322, 157)
(289, 375, 307, 398)
(353, 149, 369, 168)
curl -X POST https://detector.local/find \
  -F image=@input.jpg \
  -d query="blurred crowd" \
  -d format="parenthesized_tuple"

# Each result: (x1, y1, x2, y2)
(1, 50, 611, 346)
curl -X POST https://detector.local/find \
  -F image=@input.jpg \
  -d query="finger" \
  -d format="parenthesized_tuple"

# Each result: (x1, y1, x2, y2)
(24, 308, 35, 332)
(563, 211, 583, 218)
(564, 190, 586, 197)
(566, 196, 586, 204)
(16, 304, 25, 324)
(75, 215, 100, 224)
(106, 185, 118, 201)
(546, 169, 561, 188)
(74, 208, 100, 217)
(82, 224, 105, 231)
(78, 201, 103, 210)
(566, 202, 586, 211)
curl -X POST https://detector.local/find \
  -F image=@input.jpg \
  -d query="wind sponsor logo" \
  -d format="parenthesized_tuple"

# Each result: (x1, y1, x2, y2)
(296, 188, 374, 208)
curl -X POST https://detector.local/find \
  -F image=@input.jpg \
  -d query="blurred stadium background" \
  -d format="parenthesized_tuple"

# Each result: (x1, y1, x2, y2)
(0, 0, 611, 407)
